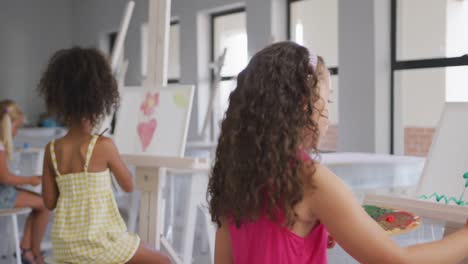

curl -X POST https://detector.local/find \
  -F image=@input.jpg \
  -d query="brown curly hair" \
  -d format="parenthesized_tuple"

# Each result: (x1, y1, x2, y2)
(38, 47, 119, 127)
(208, 41, 328, 228)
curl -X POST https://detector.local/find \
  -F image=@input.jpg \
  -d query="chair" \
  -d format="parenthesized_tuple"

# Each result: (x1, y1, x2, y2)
(0, 208, 31, 264)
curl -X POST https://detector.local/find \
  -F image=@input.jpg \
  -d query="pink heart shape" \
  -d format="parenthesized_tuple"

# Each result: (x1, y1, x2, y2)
(137, 118, 157, 152)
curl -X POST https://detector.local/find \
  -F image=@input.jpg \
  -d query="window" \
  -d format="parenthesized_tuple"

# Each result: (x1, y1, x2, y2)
(288, 0, 339, 152)
(108, 32, 118, 55)
(141, 20, 181, 83)
(211, 8, 248, 138)
(168, 21, 181, 83)
(392, 0, 468, 156)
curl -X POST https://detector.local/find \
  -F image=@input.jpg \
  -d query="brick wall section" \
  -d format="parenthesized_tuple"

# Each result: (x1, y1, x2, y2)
(404, 127, 435, 157)
(319, 124, 338, 152)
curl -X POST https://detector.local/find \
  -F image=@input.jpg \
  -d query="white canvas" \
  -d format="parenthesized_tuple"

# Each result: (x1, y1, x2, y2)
(417, 102, 468, 206)
(114, 85, 194, 157)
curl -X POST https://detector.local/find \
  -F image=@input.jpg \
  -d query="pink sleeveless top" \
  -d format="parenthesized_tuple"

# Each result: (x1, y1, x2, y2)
(229, 150, 328, 264)
(229, 216, 328, 264)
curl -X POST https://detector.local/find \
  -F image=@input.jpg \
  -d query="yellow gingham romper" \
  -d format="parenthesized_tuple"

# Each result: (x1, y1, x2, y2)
(50, 135, 140, 263)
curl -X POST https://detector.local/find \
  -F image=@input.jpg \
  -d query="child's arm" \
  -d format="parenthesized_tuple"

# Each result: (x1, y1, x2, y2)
(0, 150, 40, 186)
(214, 218, 233, 264)
(308, 164, 468, 264)
(42, 143, 59, 210)
(101, 137, 134, 192)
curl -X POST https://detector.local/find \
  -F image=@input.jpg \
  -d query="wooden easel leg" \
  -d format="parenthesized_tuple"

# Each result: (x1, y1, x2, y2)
(136, 167, 166, 249)
(139, 191, 150, 243)
(181, 173, 209, 263)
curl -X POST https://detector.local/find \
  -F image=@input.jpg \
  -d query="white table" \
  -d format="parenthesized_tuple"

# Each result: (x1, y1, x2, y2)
(321, 152, 425, 201)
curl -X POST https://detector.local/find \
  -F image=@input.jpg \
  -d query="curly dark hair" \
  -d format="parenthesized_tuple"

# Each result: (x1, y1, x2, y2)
(38, 47, 119, 127)
(208, 41, 328, 228)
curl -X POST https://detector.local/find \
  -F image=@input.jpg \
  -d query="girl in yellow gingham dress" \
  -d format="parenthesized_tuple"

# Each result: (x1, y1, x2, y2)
(39, 47, 170, 264)
(50, 135, 140, 263)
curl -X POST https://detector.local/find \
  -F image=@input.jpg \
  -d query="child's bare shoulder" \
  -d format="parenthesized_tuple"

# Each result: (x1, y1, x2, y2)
(300, 160, 342, 189)
(300, 158, 335, 177)
(96, 135, 113, 144)
(95, 136, 115, 149)
(94, 136, 119, 156)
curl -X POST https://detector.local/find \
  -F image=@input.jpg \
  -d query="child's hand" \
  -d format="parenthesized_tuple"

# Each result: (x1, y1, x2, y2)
(28, 176, 41, 186)
(327, 234, 336, 249)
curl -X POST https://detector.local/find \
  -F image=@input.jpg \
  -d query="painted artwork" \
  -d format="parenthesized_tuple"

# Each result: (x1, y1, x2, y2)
(417, 103, 468, 207)
(419, 172, 468, 206)
(114, 85, 194, 157)
(363, 205, 420, 235)
(138, 92, 159, 151)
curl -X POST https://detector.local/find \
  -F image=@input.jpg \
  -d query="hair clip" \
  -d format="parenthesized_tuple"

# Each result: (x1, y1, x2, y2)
(2, 108, 8, 114)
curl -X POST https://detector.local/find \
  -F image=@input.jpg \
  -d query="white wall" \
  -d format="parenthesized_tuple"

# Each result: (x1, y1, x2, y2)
(397, 0, 446, 60)
(445, 0, 468, 102)
(0, 0, 73, 123)
(398, 69, 445, 127)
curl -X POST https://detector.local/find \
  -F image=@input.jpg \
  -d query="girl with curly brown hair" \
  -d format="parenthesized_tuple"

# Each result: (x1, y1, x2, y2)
(38, 47, 169, 264)
(208, 41, 468, 264)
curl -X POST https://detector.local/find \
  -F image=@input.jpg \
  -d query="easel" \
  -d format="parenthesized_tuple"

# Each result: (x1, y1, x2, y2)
(98, 1, 135, 133)
(185, 48, 227, 161)
(364, 103, 468, 263)
(200, 48, 227, 139)
(115, 1, 214, 263)
(122, 155, 211, 263)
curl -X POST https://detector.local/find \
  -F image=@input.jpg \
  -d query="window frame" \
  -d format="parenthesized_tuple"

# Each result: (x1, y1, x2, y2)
(210, 7, 247, 81)
(209, 7, 248, 140)
(168, 20, 181, 84)
(390, 0, 468, 154)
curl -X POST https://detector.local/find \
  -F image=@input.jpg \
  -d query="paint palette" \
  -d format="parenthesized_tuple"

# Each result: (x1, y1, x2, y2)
(363, 205, 421, 235)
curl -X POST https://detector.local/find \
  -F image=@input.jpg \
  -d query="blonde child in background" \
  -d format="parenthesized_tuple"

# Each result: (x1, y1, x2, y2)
(0, 100, 49, 264)
(38, 47, 170, 264)
(209, 41, 468, 264)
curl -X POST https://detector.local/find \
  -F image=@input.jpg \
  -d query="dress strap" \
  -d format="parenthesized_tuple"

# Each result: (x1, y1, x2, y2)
(50, 140, 61, 176)
(84, 135, 99, 172)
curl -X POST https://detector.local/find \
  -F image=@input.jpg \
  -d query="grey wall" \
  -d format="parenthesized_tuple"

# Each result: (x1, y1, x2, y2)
(338, 0, 391, 153)
(0, 0, 392, 153)
(0, 0, 73, 123)
(71, 0, 149, 86)
(373, 0, 391, 154)
(71, 0, 286, 140)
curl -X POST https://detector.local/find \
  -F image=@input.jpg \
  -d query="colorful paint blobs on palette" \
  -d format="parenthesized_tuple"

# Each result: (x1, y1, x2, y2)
(140, 92, 160, 116)
(137, 119, 157, 151)
(363, 205, 420, 235)
(173, 92, 189, 108)
(363, 205, 393, 220)
(419, 172, 468, 206)
(377, 212, 418, 231)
